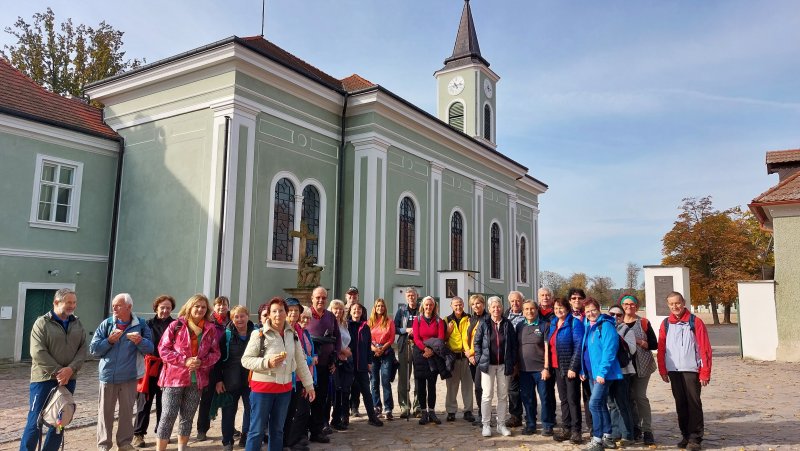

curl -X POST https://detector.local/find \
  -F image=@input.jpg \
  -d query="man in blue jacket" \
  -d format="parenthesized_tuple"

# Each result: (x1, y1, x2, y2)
(90, 293, 154, 451)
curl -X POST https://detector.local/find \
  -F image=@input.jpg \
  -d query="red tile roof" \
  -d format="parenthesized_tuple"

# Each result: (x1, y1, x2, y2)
(0, 58, 119, 141)
(766, 149, 800, 164)
(752, 170, 800, 204)
(340, 74, 376, 92)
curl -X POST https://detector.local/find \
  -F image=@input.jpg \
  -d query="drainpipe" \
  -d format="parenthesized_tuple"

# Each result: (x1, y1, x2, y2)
(215, 116, 232, 297)
(333, 93, 349, 297)
(104, 137, 125, 315)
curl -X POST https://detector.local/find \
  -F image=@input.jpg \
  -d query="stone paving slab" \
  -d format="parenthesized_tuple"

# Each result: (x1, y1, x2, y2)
(2, 325, 799, 450)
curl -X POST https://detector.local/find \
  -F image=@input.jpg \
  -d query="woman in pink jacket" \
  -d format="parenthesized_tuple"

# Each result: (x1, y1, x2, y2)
(155, 294, 221, 451)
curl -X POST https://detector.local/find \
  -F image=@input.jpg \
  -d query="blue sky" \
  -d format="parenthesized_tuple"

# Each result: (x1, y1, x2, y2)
(3, 1, 799, 287)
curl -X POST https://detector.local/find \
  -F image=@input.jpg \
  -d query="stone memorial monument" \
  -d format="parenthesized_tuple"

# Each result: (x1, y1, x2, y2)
(643, 265, 690, 327)
(284, 221, 323, 307)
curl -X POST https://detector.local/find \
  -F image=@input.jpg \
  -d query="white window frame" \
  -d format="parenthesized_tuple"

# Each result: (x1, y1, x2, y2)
(489, 219, 504, 282)
(29, 154, 83, 232)
(449, 207, 467, 271)
(396, 191, 421, 275)
(517, 233, 530, 286)
(298, 178, 327, 268)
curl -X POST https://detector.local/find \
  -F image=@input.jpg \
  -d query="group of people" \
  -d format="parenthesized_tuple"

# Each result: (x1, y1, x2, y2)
(20, 285, 712, 451)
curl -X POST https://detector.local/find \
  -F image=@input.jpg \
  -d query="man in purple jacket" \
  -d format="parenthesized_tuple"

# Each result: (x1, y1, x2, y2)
(305, 286, 341, 443)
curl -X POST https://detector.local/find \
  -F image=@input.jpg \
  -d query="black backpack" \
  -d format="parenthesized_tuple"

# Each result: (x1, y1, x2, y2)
(599, 322, 632, 368)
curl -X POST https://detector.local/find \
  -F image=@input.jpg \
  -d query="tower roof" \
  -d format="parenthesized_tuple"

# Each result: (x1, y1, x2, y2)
(443, 0, 490, 70)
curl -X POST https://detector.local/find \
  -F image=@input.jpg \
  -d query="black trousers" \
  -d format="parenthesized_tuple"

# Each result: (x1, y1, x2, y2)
(286, 385, 311, 447)
(283, 386, 302, 446)
(310, 363, 332, 436)
(416, 374, 438, 411)
(469, 363, 482, 416)
(582, 377, 593, 432)
(133, 376, 163, 435)
(555, 368, 582, 433)
(334, 371, 377, 424)
(669, 371, 704, 444)
(545, 373, 557, 426)
(196, 384, 213, 433)
(508, 373, 522, 419)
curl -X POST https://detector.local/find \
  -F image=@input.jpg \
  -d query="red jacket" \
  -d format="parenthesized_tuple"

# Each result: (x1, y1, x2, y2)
(157, 318, 221, 389)
(657, 309, 712, 382)
(412, 314, 445, 351)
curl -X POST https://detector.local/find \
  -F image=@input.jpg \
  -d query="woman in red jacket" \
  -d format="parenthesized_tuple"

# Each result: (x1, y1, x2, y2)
(412, 296, 445, 425)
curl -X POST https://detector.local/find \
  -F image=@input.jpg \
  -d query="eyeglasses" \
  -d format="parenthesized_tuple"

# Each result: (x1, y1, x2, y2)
(612, 313, 623, 318)
(584, 309, 599, 315)
(570, 297, 584, 300)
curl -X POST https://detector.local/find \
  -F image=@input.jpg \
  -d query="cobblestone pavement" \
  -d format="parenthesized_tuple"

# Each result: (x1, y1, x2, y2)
(2, 324, 799, 450)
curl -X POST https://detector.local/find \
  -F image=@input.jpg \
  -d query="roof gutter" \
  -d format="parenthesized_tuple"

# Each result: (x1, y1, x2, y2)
(333, 93, 349, 297)
(215, 116, 232, 297)
(103, 137, 125, 315)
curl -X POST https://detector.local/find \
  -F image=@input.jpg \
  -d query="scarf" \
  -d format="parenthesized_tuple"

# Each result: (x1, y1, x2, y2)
(186, 317, 205, 357)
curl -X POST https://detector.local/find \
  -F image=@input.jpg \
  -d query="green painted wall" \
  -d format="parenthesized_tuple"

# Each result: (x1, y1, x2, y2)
(111, 110, 215, 311)
(774, 215, 800, 361)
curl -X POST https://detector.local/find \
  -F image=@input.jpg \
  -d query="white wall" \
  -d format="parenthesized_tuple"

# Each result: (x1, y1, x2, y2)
(737, 281, 778, 361)
(643, 266, 690, 327)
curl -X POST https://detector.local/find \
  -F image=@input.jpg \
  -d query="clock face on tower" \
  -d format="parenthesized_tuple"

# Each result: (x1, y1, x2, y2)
(448, 76, 465, 95)
(483, 79, 493, 98)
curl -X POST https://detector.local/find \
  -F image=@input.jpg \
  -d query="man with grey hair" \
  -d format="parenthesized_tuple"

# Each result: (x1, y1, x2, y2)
(444, 296, 474, 422)
(90, 293, 153, 451)
(504, 290, 525, 428)
(20, 288, 87, 451)
(394, 287, 421, 418)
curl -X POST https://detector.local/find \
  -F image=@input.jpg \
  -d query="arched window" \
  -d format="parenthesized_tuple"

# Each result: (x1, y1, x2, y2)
(483, 104, 492, 140)
(399, 197, 416, 270)
(301, 185, 320, 260)
(448, 102, 465, 132)
(491, 222, 501, 279)
(519, 236, 528, 283)
(451, 211, 463, 270)
(272, 178, 295, 261)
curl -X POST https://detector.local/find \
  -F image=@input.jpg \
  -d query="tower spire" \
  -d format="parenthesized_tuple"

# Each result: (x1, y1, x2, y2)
(443, 0, 490, 69)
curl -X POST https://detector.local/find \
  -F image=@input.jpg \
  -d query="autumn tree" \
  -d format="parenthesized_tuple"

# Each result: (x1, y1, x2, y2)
(2, 7, 144, 99)
(566, 272, 589, 292)
(625, 262, 641, 290)
(662, 197, 770, 324)
(539, 270, 567, 298)
(588, 276, 614, 306)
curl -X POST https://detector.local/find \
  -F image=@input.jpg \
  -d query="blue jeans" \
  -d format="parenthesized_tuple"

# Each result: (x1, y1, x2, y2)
(588, 378, 612, 439)
(246, 390, 291, 451)
(20, 379, 77, 451)
(608, 377, 634, 440)
(520, 371, 554, 430)
(222, 387, 250, 446)
(370, 352, 394, 413)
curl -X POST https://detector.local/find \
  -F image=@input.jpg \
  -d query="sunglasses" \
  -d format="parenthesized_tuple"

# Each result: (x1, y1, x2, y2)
(612, 313, 623, 318)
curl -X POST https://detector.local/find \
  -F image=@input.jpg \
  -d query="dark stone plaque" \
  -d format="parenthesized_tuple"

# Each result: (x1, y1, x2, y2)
(654, 276, 674, 316)
(446, 279, 458, 298)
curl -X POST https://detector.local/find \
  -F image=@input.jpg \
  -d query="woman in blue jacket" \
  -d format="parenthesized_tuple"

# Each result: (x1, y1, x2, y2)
(580, 298, 622, 451)
(548, 297, 585, 445)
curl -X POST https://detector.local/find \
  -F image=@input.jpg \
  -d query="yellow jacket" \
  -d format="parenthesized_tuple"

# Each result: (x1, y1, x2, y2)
(445, 313, 471, 353)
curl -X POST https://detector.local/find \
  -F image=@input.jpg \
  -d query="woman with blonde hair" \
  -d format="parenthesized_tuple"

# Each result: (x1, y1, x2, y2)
(155, 294, 221, 451)
(412, 296, 446, 425)
(329, 299, 354, 429)
(369, 298, 396, 419)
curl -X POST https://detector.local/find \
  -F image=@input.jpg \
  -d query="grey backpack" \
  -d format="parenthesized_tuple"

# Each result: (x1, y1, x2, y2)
(37, 385, 76, 449)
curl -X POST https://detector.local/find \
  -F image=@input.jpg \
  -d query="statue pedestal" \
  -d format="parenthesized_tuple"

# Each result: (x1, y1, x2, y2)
(284, 288, 315, 309)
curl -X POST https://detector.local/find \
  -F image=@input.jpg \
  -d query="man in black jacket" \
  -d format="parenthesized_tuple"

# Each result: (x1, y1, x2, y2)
(394, 287, 420, 418)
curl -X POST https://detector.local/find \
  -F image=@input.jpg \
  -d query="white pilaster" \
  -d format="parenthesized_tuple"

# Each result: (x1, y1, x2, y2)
(508, 194, 517, 291)
(430, 162, 444, 294)
(474, 181, 485, 289)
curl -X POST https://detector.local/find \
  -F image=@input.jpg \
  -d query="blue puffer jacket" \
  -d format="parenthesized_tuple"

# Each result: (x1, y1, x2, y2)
(580, 313, 622, 381)
(90, 314, 154, 383)
(547, 315, 584, 373)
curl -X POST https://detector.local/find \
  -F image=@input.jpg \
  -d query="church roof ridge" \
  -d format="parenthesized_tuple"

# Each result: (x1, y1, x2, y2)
(442, 0, 490, 70)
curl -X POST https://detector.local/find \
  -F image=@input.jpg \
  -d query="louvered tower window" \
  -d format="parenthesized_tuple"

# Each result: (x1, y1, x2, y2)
(483, 104, 492, 140)
(448, 102, 465, 131)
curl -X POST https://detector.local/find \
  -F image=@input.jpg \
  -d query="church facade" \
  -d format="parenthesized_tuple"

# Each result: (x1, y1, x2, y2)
(0, 2, 545, 360)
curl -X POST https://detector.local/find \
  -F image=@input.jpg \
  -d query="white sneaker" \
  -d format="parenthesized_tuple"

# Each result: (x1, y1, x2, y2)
(498, 425, 512, 437)
(482, 425, 492, 437)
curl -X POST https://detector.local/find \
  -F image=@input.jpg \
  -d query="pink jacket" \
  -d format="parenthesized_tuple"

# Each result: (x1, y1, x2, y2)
(157, 318, 221, 389)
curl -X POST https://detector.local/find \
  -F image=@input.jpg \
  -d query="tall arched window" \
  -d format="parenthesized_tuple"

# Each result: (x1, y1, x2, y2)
(272, 178, 295, 261)
(448, 102, 465, 132)
(399, 197, 416, 270)
(519, 236, 528, 283)
(301, 185, 320, 260)
(490, 223, 501, 279)
(451, 211, 463, 270)
(483, 104, 492, 140)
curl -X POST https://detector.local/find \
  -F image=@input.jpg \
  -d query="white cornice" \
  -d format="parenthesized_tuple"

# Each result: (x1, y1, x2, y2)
(347, 90, 526, 180)
(434, 63, 501, 83)
(0, 114, 118, 156)
(0, 247, 108, 262)
(351, 135, 391, 152)
(517, 176, 548, 195)
(767, 204, 800, 219)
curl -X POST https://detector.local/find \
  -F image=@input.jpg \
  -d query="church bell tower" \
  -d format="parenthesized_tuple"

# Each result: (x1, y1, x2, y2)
(435, 0, 499, 147)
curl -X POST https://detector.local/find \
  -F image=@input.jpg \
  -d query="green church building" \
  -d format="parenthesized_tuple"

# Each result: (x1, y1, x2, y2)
(1, 2, 546, 361)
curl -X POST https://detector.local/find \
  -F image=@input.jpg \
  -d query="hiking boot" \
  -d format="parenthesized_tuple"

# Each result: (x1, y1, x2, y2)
(677, 438, 689, 449)
(482, 425, 492, 437)
(643, 432, 655, 446)
(498, 425, 512, 437)
(374, 406, 382, 417)
(399, 410, 410, 419)
(238, 437, 247, 448)
(583, 439, 604, 451)
(309, 434, 330, 444)
(686, 442, 702, 451)
(505, 415, 522, 428)
(571, 431, 584, 444)
(619, 438, 634, 447)
(385, 411, 394, 420)
(368, 418, 384, 427)
(522, 427, 536, 435)
(413, 409, 422, 418)
(331, 422, 347, 431)
(132, 435, 146, 448)
(554, 430, 571, 442)
(351, 406, 360, 417)
(602, 435, 617, 449)
(542, 428, 554, 436)
(428, 411, 442, 425)
(196, 431, 208, 441)
(446, 413, 456, 422)
(322, 425, 333, 435)
(223, 444, 233, 451)
(463, 411, 475, 422)
(418, 411, 429, 425)
(233, 429, 241, 439)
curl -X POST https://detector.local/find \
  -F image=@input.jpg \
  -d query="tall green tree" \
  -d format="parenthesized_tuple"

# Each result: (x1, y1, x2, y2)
(662, 197, 770, 324)
(2, 7, 144, 99)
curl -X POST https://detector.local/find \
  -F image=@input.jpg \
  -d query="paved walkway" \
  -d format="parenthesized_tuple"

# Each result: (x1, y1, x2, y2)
(2, 325, 799, 450)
